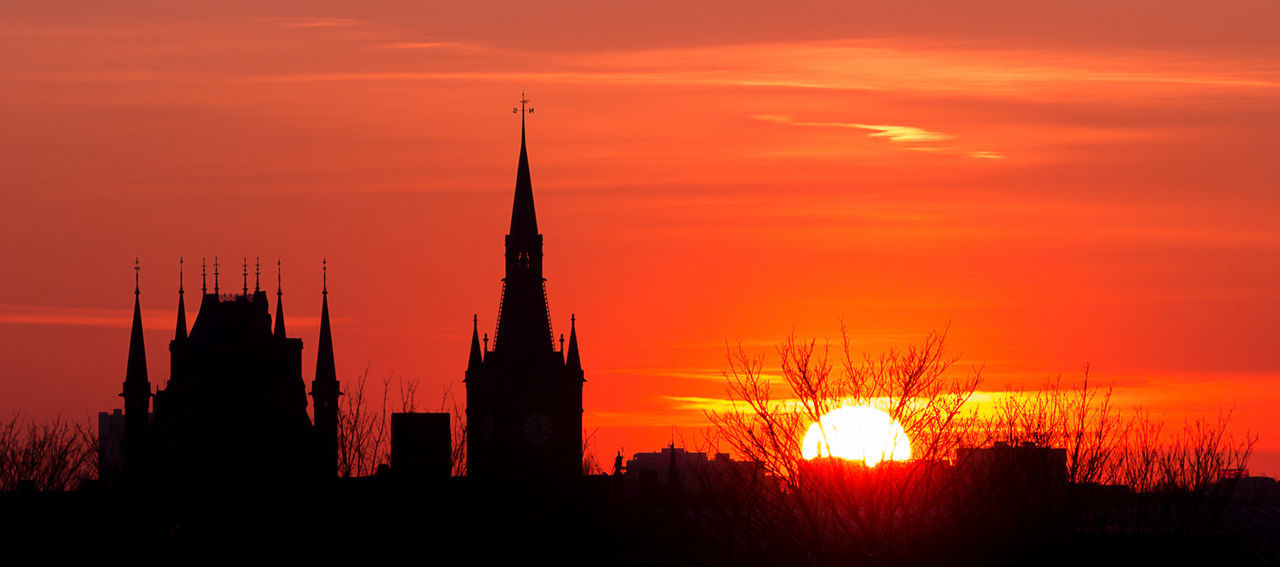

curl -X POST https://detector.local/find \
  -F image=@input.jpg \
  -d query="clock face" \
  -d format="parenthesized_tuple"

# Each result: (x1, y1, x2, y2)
(523, 412, 553, 446)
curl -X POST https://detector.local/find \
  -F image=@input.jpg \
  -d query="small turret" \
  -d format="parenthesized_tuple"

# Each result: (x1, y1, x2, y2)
(467, 314, 484, 372)
(273, 259, 286, 338)
(174, 257, 187, 342)
(566, 314, 581, 371)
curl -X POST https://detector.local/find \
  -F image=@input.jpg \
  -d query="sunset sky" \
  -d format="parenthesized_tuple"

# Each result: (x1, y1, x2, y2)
(3, 1, 1278, 474)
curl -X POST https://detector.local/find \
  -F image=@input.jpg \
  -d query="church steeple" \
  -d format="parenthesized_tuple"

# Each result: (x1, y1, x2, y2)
(495, 93, 553, 355)
(125, 259, 148, 388)
(175, 257, 187, 342)
(465, 96, 584, 483)
(121, 258, 151, 479)
(510, 93, 538, 238)
(311, 258, 340, 477)
(315, 259, 335, 385)
(273, 259, 286, 338)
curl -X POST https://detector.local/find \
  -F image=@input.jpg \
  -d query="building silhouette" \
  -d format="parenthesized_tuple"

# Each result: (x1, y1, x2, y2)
(466, 100, 584, 483)
(119, 257, 341, 484)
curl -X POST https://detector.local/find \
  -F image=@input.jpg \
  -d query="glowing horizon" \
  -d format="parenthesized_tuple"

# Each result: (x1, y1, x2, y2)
(2, 1, 1278, 476)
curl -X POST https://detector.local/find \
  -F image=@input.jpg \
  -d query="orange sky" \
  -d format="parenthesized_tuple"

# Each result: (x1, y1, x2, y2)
(2, 2, 1278, 474)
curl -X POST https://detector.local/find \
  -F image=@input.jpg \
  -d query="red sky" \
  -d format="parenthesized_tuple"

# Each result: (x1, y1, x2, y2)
(3, 1, 1278, 474)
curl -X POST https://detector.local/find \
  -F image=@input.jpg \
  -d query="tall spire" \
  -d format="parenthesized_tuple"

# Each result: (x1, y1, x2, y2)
(175, 256, 187, 341)
(242, 257, 248, 295)
(273, 259, 286, 338)
(566, 313, 581, 370)
(124, 258, 148, 390)
(121, 259, 151, 478)
(495, 93, 553, 354)
(213, 256, 220, 295)
(315, 259, 336, 385)
(311, 258, 340, 478)
(468, 314, 484, 371)
(255, 257, 261, 293)
(510, 92, 538, 237)
(201, 257, 207, 294)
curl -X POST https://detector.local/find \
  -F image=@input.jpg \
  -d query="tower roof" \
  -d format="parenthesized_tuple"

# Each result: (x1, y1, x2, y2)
(175, 257, 187, 342)
(566, 314, 581, 370)
(509, 96, 539, 238)
(468, 314, 484, 371)
(494, 97, 554, 355)
(126, 259, 148, 386)
(274, 259, 286, 338)
(315, 260, 337, 385)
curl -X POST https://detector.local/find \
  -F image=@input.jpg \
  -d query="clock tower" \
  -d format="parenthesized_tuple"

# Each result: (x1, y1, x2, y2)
(466, 96, 584, 484)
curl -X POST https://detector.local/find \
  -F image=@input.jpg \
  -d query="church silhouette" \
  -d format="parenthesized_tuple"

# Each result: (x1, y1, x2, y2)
(466, 96, 585, 484)
(118, 257, 340, 485)
(112, 96, 584, 487)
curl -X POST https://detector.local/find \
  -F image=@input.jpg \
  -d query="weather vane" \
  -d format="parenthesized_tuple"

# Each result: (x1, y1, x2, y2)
(513, 91, 534, 115)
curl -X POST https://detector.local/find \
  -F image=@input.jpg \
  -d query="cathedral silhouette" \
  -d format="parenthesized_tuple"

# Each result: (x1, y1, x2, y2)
(466, 97, 585, 484)
(118, 257, 340, 484)
(113, 97, 583, 485)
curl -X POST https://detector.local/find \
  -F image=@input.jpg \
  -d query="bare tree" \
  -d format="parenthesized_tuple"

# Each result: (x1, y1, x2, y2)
(437, 383, 467, 477)
(336, 367, 390, 478)
(0, 413, 97, 491)
(706, 326, 983, 563)
(702, 325, 1256, 564)
(582, 427, 603, 475)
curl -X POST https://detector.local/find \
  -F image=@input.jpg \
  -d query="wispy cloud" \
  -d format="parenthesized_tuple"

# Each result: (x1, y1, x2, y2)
(753, 114, 1004, 158)
(376, 41, 475, 51)
(753, 114, 952, 143)
(256, 17, 365, 29)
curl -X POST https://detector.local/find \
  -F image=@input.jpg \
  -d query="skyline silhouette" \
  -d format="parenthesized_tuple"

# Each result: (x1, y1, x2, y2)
(2, 1, 1279, 482)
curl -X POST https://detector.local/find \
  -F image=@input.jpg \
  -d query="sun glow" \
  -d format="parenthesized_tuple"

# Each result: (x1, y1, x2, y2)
(801, 406, 912, 466)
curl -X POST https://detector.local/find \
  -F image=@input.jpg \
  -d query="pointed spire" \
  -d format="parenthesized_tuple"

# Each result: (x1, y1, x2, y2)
(273, 259, 286, 338)
(213, 256, 220, 295)
(126, 259, 148, 385)
(310, 258, 340, 479)
(175, 257, 187, 341)
(468, 314, 484, 370)
(242, 257, 248, 295)
(566, 313, 581, 370)
(510, 91, 538, 237)
(201, 257, 207, 294)
(315, 259, 337, 386)
(255, 257, 261, 293)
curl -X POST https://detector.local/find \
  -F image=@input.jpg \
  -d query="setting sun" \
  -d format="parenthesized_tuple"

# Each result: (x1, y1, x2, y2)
(801, 406, 912, 466)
